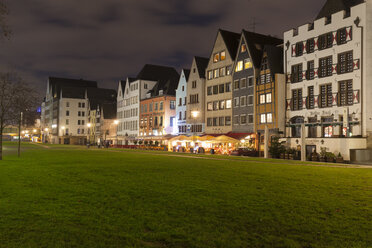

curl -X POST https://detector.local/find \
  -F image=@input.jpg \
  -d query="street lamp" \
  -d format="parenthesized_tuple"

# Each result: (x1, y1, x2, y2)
(191, 111, 199, 118)
(87, 123, 92, 145)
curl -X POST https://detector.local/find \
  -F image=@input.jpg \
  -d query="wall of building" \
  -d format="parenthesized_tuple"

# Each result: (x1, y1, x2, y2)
(176, 70, 188, 133)
(139, 95, 176, 138)
(117, 79, 157, 141)
(57, 98, 88, 143)
(232, 38, 255, 133)
(205, 32, 234, 134)
(283, 3, 368, 157)
(186, 58, 206, 135)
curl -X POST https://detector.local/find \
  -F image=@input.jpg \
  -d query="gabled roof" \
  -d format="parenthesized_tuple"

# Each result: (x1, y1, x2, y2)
(316, 0, 364, 20)
(183, 69, 191, 82)
(263, 45, 284, 75)
(87, 88, 117, 110)
(136, 64, 180, 83)
(119, 80, 126, 92)
(194, 56, 209, 79)
(119, 77, 135, 93)
(136, 64, 180, 97)
(149, 78, 179, 97)
(219, 29, 241, 60)
(241, 30, 283, 69)
(48, 77, 97, 97)
(60, 87, 86, 99)
(101, 102, 117, 120)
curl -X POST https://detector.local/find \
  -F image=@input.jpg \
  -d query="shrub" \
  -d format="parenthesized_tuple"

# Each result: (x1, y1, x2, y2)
(268, 136, 285, 158)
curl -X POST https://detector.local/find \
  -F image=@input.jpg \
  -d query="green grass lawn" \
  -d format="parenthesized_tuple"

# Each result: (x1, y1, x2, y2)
(0, 142, 371, 248)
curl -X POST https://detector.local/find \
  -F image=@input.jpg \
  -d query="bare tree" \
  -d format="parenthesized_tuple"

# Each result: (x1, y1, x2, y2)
(0, 73, 37, 160)
(0, 1, 10, 38)
(0, 73, 17, 160)
(12, 81, 38, 157)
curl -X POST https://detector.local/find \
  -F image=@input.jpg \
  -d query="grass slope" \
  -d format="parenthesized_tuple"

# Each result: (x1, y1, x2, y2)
(0, 142, 371, 248)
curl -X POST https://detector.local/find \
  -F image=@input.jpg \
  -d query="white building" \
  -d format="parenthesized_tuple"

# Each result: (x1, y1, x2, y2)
(41, 77, 96, 145)
(116, 64, 180, 144)
(186, 56, 209, 135)
(175, 69, 190, 134)
(283, 0, 372, 161)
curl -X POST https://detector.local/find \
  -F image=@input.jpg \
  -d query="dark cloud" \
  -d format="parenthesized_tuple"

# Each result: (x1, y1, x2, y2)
(0, 0, 325, 96)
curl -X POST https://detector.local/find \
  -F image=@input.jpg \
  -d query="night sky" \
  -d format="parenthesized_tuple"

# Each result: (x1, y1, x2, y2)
(0, 0, 325, 94)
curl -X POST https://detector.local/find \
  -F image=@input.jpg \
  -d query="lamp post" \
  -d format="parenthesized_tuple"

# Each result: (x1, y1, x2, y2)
(44, 128, 49, 143)
(113, 120, 119, 146)
(87, 123, 92, 145)
(191, 111, 199, 152)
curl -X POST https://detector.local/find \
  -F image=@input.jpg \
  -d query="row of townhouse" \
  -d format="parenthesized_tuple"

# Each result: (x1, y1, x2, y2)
(41, 0, 372, 161)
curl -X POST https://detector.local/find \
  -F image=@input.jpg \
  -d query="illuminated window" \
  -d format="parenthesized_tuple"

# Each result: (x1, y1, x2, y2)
(267, 113, 273, 123)
(244, 59, 252, 69)
(213, 53, 219, 62)
(208, 71, 213, 80)
(234, 97, 239, 107)
(207, 102, 213, 111)
(220, 51, 226, 61)
(214, 69, 219, 78)
(324, 126, 333, 137)
(219, 100, 225, 110)
(266, 93, 272, 103)
(235, 61, 243, 72)
(260, 94, 266, 104)
(241, 44, 247, 53)
(260, 114, 266, 124)
(226, 100, 232, 109)
(219, 67, 226, 77)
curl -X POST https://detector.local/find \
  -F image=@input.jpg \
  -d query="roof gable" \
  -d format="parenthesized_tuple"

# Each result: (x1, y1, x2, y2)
(48, 77, 97, 98)
(241, 30, 283, 69)
(262, 45, 284, 75)
(194, 56, 209, 79)
(219, 29, 241, 60)
(316, 0, 364, 20)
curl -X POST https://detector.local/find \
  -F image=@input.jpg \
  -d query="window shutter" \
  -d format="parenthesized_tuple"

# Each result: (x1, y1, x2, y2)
(336, 30, 341, 45)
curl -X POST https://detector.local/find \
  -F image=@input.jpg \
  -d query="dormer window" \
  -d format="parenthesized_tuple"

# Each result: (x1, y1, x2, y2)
(213, 53, 219, 62)
(159, 90, 163, 96)
(241, 44, 247, 53)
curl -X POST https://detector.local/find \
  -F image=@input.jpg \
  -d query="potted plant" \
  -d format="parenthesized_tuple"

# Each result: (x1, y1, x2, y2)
(319, 147, 327, 162)
(133, 140, 138, 147)
(155, 141, 159, 147)
(335, 152, 344, 163)
(325, 152, 335, 163)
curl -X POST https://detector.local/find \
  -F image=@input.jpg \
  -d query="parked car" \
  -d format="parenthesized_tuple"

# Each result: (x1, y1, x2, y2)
(231, 148, 258, 157)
